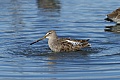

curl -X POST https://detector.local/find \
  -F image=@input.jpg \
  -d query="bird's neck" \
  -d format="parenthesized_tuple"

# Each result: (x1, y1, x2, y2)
(48, 36, 58, 47)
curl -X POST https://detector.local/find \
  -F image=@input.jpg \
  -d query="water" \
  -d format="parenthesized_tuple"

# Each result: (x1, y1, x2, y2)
(0, 0, 120, 79)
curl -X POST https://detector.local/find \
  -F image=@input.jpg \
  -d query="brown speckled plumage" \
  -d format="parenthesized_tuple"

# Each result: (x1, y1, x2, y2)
(105, 8, 120, 24)
(30, 30, 91, 52)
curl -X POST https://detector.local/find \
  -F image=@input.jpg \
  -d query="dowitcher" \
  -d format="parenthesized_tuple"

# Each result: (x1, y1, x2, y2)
(105, 8, 120, 24)
(30, 30, 91, 52)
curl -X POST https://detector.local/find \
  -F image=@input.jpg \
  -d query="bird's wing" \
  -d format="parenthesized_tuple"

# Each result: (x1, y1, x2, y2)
(59, 38, 89, 46)
(65, 40, 82, 46)
(56, 38, 90, 52)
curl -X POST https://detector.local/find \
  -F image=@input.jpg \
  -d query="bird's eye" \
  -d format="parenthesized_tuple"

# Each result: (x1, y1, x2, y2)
(48, 32, 51, 34)
(46, 32, 52, 36)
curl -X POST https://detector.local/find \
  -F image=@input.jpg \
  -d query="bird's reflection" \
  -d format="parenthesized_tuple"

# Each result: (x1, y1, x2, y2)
(37, 0, 60, 11)
(46, 51, 90, 65)
(105, 24, 120, 33)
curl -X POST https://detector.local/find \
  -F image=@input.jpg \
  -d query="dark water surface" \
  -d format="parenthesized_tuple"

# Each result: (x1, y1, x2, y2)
(0, 0, 120, 80)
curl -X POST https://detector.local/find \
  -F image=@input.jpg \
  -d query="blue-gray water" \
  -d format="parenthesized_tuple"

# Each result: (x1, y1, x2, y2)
(0, 0, 120, 80)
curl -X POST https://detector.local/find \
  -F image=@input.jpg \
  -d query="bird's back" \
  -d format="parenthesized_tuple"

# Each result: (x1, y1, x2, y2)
(50, 38, 90, 52)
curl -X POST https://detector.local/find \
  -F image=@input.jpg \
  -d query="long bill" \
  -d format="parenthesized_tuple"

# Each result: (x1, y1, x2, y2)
(30, 36, 46, 45)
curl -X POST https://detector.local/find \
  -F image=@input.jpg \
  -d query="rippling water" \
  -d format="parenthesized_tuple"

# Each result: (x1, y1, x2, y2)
(1, 0, 120, 79)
